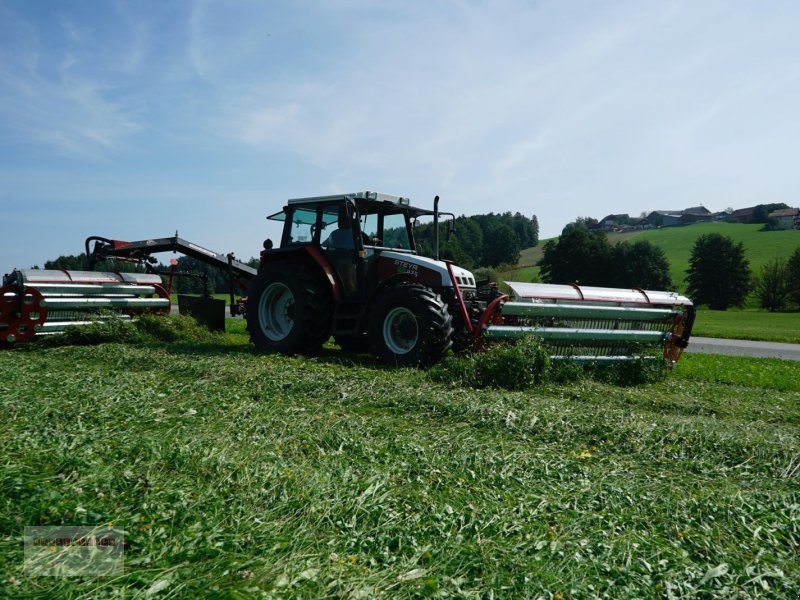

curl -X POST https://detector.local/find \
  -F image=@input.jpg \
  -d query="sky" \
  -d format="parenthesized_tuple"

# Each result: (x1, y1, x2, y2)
(1, 0, 799, 271)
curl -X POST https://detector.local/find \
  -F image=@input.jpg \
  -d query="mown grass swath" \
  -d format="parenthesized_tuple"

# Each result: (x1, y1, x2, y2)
(0, 319, 798, 597)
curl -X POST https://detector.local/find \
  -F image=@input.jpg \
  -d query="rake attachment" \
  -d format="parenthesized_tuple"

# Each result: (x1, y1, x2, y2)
(0, 269, 170, 344)
(484, 282, 695, 366)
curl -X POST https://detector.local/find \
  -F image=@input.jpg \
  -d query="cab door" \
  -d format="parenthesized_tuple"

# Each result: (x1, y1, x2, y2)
(319, 200, 364, 301)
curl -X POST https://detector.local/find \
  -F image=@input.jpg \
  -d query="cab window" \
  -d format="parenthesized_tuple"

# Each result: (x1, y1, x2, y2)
(288, 207, 316, 244)
(382, 213, 411, 249)
(360, 213, 379, 244)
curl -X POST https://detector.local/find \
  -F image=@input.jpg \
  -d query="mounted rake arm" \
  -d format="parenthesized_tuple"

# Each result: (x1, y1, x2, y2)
(1, 235, 259, 345)
(86, 235, 257, 283)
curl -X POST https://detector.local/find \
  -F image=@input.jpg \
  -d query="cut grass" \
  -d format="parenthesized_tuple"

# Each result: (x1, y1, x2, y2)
(1, 322, 798, 597)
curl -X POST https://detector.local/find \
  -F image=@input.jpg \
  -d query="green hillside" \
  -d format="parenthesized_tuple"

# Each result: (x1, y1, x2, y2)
(508, 222, 800, 292)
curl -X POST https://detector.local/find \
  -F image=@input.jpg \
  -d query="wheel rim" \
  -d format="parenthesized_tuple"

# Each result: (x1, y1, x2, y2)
(383, 307, 418, 355)
(258, 283, 295, 341)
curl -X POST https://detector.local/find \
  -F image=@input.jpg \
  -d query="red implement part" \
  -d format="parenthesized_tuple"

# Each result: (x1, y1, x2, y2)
(0, 285, 47, 344)
(445, 260, 473, 335)
(304, 246, 343, 302)
(474, 294, 509, 339)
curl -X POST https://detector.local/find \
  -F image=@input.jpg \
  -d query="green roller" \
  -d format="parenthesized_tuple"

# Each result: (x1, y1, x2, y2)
(500, 302, 679, 321)
(486, 325, 668, 344)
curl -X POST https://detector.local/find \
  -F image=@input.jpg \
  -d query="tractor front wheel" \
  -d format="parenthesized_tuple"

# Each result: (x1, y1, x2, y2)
(368, 284, 453, 367)
(246, 263, 333, 354)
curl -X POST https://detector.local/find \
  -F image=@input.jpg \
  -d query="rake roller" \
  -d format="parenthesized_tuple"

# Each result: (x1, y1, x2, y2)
(0, 269, 169, 344)
(482, 282, 695, 366)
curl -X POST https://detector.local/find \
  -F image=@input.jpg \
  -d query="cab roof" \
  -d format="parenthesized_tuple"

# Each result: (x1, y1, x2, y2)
(268, 191, 438, 221)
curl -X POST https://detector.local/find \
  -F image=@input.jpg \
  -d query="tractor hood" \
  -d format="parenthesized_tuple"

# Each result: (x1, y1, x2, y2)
(380, 251, 476, 288)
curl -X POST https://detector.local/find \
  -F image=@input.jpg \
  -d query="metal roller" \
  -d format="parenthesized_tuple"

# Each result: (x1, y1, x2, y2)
(488, 282, 695, 366)
(1, 269, 169, 344)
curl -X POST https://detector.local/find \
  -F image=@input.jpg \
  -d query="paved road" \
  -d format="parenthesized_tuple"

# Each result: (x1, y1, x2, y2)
(687, 336, 800, 360)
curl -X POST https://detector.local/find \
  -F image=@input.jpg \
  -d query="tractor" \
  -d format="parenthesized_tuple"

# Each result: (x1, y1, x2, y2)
(2, 191, 695, 367)
(247, 191, 485, 366)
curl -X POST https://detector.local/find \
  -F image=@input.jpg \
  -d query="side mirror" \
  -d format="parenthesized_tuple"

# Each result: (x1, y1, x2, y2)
(446, 220, 455, 241)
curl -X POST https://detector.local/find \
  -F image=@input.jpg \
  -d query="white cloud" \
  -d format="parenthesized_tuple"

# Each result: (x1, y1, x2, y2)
(0, 6, 143, 158)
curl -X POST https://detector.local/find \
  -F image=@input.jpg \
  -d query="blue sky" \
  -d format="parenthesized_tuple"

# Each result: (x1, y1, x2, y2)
(2, 0, 799, 270)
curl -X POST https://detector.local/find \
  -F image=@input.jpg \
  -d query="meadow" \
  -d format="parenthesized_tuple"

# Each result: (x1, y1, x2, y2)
(691, 309, 800, 343)
(513, 222, 800, 289)
(1, 320, 798, 597)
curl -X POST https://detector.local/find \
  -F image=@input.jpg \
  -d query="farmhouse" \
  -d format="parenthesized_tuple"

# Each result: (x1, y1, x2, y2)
(732, 206, 756, 223)
(768, 207, 800, 230)
(645, 206, 717, 227)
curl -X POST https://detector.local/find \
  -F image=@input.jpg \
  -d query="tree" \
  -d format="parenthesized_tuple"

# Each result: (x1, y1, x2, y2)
(44, 253, 88, 270)
(482, 223, 521, 267)
(43, 253, 145, 273)
(685, 233, 751, 310)
(414, 212, 537, 267)
(538, 227, 613, 285)
(561, 217, 598, 235)
(788, 247, 800, 307)
(453, 217, 484, 267)
(611, 240, 672, 290)
(530, 215, 539, 247)
(752, 203, 789, 224)
(753, 258, 790, 311)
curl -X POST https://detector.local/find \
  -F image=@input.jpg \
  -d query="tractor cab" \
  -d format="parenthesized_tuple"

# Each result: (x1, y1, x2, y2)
(265, 192, 461, 303)
(267, 191, 430, 253)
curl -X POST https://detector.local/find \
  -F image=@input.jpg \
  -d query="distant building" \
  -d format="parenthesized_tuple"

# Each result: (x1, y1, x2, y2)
(767, 208, 800, 230)
(682, 206, 712, 216)
(646, 211, 684, 227)
(597, 214, 630, 231)
(645, 206, 717, 227)
(731, 207, 756, 223)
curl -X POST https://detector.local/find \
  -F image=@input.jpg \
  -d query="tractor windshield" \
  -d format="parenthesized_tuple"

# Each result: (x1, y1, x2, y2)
(356, 206, 412, 250)
(382, 213, 411, 249)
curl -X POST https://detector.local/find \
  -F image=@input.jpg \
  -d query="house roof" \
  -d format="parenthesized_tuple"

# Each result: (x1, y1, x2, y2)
(768, 208, 800, 218)
(648, 210, 682, 217)
(599, 213, 628, 223)
(683, 205, 711, 215)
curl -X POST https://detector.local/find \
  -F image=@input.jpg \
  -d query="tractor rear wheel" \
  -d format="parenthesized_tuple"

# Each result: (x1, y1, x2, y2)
(368, 284, 453, 367)
(246, 263, 333, 354)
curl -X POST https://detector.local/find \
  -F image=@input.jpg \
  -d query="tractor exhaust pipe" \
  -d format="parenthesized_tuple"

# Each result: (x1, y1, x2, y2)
(433, 195, 440, 260)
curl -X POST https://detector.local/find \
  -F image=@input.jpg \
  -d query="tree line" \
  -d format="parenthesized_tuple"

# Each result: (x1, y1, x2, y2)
(538, 224, 673, 290)
(39, 253, 259, 295)
(539, 221, 800, 311)
(414, 212, 539, 268)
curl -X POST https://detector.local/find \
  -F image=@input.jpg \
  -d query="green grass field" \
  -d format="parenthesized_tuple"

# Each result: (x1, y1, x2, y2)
(2, 323, 799, 597)
(692, 309, 800, 343)
(511, 222, 800, 294)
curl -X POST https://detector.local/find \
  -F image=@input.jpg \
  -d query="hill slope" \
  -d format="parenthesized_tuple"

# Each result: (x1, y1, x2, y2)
(511, 222, 800, 291)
